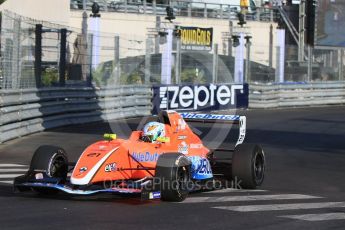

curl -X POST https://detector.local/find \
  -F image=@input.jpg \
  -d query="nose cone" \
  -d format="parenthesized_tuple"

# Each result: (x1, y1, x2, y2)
(71, 141, 120, 185)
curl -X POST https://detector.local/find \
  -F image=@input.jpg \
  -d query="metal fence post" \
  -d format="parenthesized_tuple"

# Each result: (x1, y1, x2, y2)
(338, 49, 344, 80)
(245, 40, 251, 82)
(114, 35, 120, 84)
(145, 38, 151, 84)
(188, 3, 192, 17)
(307, 45, 313, 81)
(35, 24, 42, 88)
(0, 12, 2, 60)
(59, 28, 67, 86)
(275, 46, 280, 82)
(298, 0, 306, 62)
(0, 12, 2, 89)
(219, 4, 223, 19)
(143, 0, 147, 14)
(204, 3, 207, 18)
(82, 11, 88, 81)
(269, 24, 273, 68)
(256, 7, 261, 21)
(87, 33, 93, 86)
(228, 21, 233, 57)
(155, 16, 160, 54)
(227, 5, 231, 20)
(175, 37, 181, 84)
(212, 44, 219, 84)
(13, 17, 21, 89)
(153, 0, 157, 15)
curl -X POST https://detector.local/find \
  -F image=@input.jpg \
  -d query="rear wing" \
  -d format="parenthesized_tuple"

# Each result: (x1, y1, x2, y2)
(180, 112, 246, 146)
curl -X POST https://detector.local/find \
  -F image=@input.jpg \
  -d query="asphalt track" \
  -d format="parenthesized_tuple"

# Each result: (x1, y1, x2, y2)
(0, 106, 344, 230)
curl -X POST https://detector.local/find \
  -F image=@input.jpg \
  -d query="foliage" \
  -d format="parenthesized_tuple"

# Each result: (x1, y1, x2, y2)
(180, 68, 206, 84)
(42, 67, 59, 87)
(120, 70, 144, 85)
(92, 61, 145, 87)
(92, 62, 116, 87)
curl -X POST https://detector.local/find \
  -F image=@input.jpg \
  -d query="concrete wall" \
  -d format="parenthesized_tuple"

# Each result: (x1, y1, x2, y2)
(0, 0, 70, 25)
(69, 11, 278, 67)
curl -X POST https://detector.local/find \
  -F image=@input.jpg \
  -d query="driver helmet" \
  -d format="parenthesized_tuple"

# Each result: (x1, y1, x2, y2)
(142, 121, 165, 143)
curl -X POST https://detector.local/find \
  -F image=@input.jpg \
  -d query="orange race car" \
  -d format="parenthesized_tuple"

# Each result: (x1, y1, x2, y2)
(14, 110, 265, 202)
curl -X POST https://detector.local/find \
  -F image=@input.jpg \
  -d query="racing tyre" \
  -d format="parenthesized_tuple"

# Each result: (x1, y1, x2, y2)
(155, 153, 191, 202)
(231, 144, 265, 189)
(30, 145, 68, 194)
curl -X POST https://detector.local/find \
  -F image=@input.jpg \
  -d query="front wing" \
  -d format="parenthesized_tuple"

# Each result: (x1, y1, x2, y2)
(13, 175, 161, 200)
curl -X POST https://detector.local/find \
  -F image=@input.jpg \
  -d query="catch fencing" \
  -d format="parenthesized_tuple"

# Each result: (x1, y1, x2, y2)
(0, 85, 152, 143)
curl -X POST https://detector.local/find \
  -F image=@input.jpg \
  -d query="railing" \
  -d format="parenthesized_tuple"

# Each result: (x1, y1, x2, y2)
(249, 82, 345, 109)
(2, 82, 345, 143)
(70, 0, 278, 22)
(0, 85, 152, 143)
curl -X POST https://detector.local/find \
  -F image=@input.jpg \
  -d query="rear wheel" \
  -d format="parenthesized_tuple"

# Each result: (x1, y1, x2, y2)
(231, 144, 265, 189)
(30, 145, 68, 194)
(155, 153, 191, 202)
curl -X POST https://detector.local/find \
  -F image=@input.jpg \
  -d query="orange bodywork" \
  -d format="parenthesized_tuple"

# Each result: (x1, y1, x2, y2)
(71, 111, 209, 185)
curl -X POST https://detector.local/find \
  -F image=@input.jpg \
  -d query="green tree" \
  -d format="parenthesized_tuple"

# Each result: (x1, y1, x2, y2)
(0, 0, 6, 5)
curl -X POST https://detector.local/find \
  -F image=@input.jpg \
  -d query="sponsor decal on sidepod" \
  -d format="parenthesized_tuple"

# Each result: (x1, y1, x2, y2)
(131, 152, 159, 162)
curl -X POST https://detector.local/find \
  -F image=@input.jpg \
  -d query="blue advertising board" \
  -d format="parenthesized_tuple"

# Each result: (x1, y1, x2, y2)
(152, 83, 248, 114)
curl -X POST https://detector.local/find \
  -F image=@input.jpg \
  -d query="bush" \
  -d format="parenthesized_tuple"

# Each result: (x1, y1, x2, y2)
(120, 70, 144, 85)
(42, 67, 59, 87)
(180, 68, 206, 84)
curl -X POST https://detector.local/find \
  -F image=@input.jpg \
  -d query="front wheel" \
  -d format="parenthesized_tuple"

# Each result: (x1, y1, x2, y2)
(29, 145, 68, 194)
(232, 144, 265, 189)
(155, 153, 191, 202)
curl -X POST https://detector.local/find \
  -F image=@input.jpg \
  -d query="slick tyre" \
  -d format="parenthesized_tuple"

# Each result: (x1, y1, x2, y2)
(155, 153, 191, 202)
(232, 144, 265, 189)
(30, 145, 68, 194)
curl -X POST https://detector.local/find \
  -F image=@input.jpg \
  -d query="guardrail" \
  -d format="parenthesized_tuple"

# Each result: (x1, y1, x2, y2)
(249, 82, 345, 109)
(0, 85, 152, 143)
(70, 0, 277, 22)
(3, 82, 345, 143)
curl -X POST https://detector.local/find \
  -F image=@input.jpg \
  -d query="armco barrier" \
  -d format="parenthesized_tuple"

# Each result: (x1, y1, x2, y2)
(249, 82, 345, 109)
(0, 86, 152, 143)
(2, 82, 345, 143)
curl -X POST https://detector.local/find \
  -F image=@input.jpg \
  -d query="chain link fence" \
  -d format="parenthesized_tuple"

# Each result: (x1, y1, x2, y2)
(1, 8, 344, 90)
(1, 11, 37, 88)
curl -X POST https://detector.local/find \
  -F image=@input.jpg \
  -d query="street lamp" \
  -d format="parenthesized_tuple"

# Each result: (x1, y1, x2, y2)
(232, 35, 240, 47)
(165, 6, 175, 22)
(91, 2, 101, 17)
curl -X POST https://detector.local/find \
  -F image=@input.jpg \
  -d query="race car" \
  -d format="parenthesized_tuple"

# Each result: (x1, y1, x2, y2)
(14, 110, 265, 202)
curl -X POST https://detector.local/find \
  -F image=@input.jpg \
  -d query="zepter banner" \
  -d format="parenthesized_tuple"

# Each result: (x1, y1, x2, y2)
(152, 84, 248, 114)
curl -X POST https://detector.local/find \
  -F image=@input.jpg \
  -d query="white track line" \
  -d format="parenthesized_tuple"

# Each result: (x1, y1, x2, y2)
(213, 202, 345, 212)
(0, 180, 14, 184)
(0, 164, 28, 167)
(183, 194, 321, 203)
(0, 169, 28, 173)
(280, 213, 345, 221)
(205, 188, 267, 194)
(0, 174, 25, 179)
